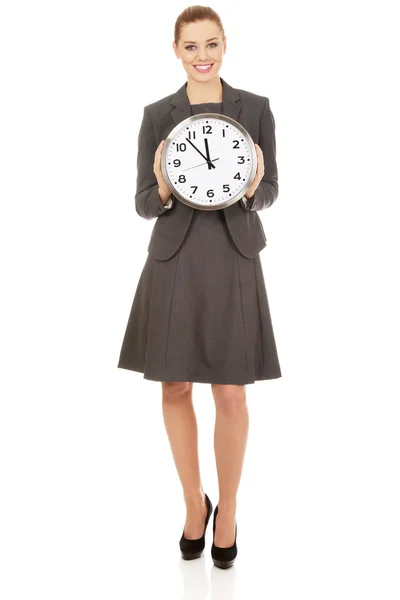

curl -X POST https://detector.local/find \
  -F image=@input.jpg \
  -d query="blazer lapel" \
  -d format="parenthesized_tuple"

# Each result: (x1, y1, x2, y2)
(170, 76, 242, 125)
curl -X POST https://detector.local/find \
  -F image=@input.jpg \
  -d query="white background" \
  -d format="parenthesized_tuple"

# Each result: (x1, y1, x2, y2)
(1, 0, 399, 598)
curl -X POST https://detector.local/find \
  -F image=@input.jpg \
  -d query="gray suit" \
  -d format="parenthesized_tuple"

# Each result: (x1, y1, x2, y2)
(135, 77, 279, 261)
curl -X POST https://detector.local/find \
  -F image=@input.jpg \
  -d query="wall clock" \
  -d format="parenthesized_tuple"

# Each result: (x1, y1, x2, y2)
(161, 113, 257, 210)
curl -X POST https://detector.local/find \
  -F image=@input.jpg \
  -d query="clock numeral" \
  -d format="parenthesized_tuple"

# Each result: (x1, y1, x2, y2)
(178, 175, 186, 183)
(233, 140, 240, 149)
(176, 143, 187, 152)
(223, 184, 230, 192)
(188, 130, 196, 139)
(222, 129, 226, 137)
(173, 159, 181, 167)
(233, 172, 241, 180)
(207, 189, 214, 198)
(237, 156, 245, 164)
(203, 125, 212, 134)
(191, 186, 198, 194)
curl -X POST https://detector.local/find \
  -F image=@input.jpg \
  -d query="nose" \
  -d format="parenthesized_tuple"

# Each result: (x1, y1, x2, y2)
(197, 49, 209, 61)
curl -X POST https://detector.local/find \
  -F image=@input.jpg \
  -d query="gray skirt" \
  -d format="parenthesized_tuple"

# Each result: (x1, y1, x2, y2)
(117, 208, 282, 385)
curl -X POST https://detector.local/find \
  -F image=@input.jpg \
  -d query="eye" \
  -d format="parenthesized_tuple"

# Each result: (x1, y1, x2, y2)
(185, 42, 218, 51)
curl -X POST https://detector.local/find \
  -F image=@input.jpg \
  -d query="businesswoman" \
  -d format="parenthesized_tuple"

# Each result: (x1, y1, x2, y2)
(117, 5, 282, 568)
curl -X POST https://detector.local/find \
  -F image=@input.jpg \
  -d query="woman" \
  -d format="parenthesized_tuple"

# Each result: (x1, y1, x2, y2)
(117, 6, 282, 568)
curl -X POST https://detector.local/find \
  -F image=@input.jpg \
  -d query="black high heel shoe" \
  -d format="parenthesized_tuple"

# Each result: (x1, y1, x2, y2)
(211, 505, 237, 569)
(179, 493, 213, 560)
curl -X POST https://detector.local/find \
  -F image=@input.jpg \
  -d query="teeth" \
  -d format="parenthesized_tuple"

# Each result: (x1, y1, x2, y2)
(195, 64, 212, 70)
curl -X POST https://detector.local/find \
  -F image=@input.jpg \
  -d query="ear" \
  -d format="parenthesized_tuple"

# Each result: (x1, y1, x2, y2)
(172, 41, 180, 59)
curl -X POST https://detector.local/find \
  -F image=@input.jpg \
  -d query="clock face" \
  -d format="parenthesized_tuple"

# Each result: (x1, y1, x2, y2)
(161, 113, 257, 210)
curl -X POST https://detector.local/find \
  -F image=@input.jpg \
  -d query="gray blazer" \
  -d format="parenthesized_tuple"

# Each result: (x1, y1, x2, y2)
(135, 77, 279, 260)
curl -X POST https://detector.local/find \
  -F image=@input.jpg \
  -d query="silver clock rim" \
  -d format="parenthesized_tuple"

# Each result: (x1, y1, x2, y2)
(160, 112, 257, 211)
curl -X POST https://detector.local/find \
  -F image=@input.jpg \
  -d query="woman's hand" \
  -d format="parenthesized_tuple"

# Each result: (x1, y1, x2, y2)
(245, 143, 264, 199)
(153, 140, 171, 203)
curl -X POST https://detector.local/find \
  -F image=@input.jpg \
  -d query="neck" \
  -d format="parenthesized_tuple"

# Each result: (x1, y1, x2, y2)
(186, 76, 223, 104)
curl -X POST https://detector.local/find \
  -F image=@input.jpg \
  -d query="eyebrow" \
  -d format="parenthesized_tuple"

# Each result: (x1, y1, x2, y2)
(183, 37, 219, 44)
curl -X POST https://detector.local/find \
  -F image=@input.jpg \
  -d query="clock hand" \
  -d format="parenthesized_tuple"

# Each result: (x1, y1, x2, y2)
(185, 138, 216, 169)
(182, 158, 220, 172)
(204, 138, 213, 171)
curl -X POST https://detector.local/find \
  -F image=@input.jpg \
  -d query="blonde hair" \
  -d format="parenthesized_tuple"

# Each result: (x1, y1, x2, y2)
(174, 5, 225, 46)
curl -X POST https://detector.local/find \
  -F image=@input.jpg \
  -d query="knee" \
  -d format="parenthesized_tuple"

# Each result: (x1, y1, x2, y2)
(162, 381, 192, 399)
(212, 384, 247, 415)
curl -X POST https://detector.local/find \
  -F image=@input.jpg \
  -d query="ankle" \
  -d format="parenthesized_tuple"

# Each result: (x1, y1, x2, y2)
(217, 501, 236, 519)
(184, 491, 206, 507)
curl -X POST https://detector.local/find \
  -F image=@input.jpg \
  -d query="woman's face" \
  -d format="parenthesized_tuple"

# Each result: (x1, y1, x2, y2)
(173, 19, 226, 82)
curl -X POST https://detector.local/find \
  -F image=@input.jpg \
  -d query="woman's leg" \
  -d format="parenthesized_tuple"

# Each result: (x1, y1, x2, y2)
(211, 384, 249, 547)
(161, 381, 208, 539)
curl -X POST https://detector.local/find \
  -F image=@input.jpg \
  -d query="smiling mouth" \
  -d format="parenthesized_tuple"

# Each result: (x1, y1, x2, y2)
(193, 63, 213, 72)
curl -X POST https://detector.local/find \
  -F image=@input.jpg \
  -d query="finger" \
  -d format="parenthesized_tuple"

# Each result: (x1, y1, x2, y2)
(157, 140, 165, 162)
(254, 145, 261, 174)
(153, 140, 164, 172)
(258, 147, 264, 169)
(252, 146, 261, 184)
(255, 144, 264, 176)
(154, 140, 164, 158)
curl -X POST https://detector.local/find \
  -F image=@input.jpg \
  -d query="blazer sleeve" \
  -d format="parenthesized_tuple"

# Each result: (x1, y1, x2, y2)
(135, 105, 176, 220)
(240, 97, 279, 212)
